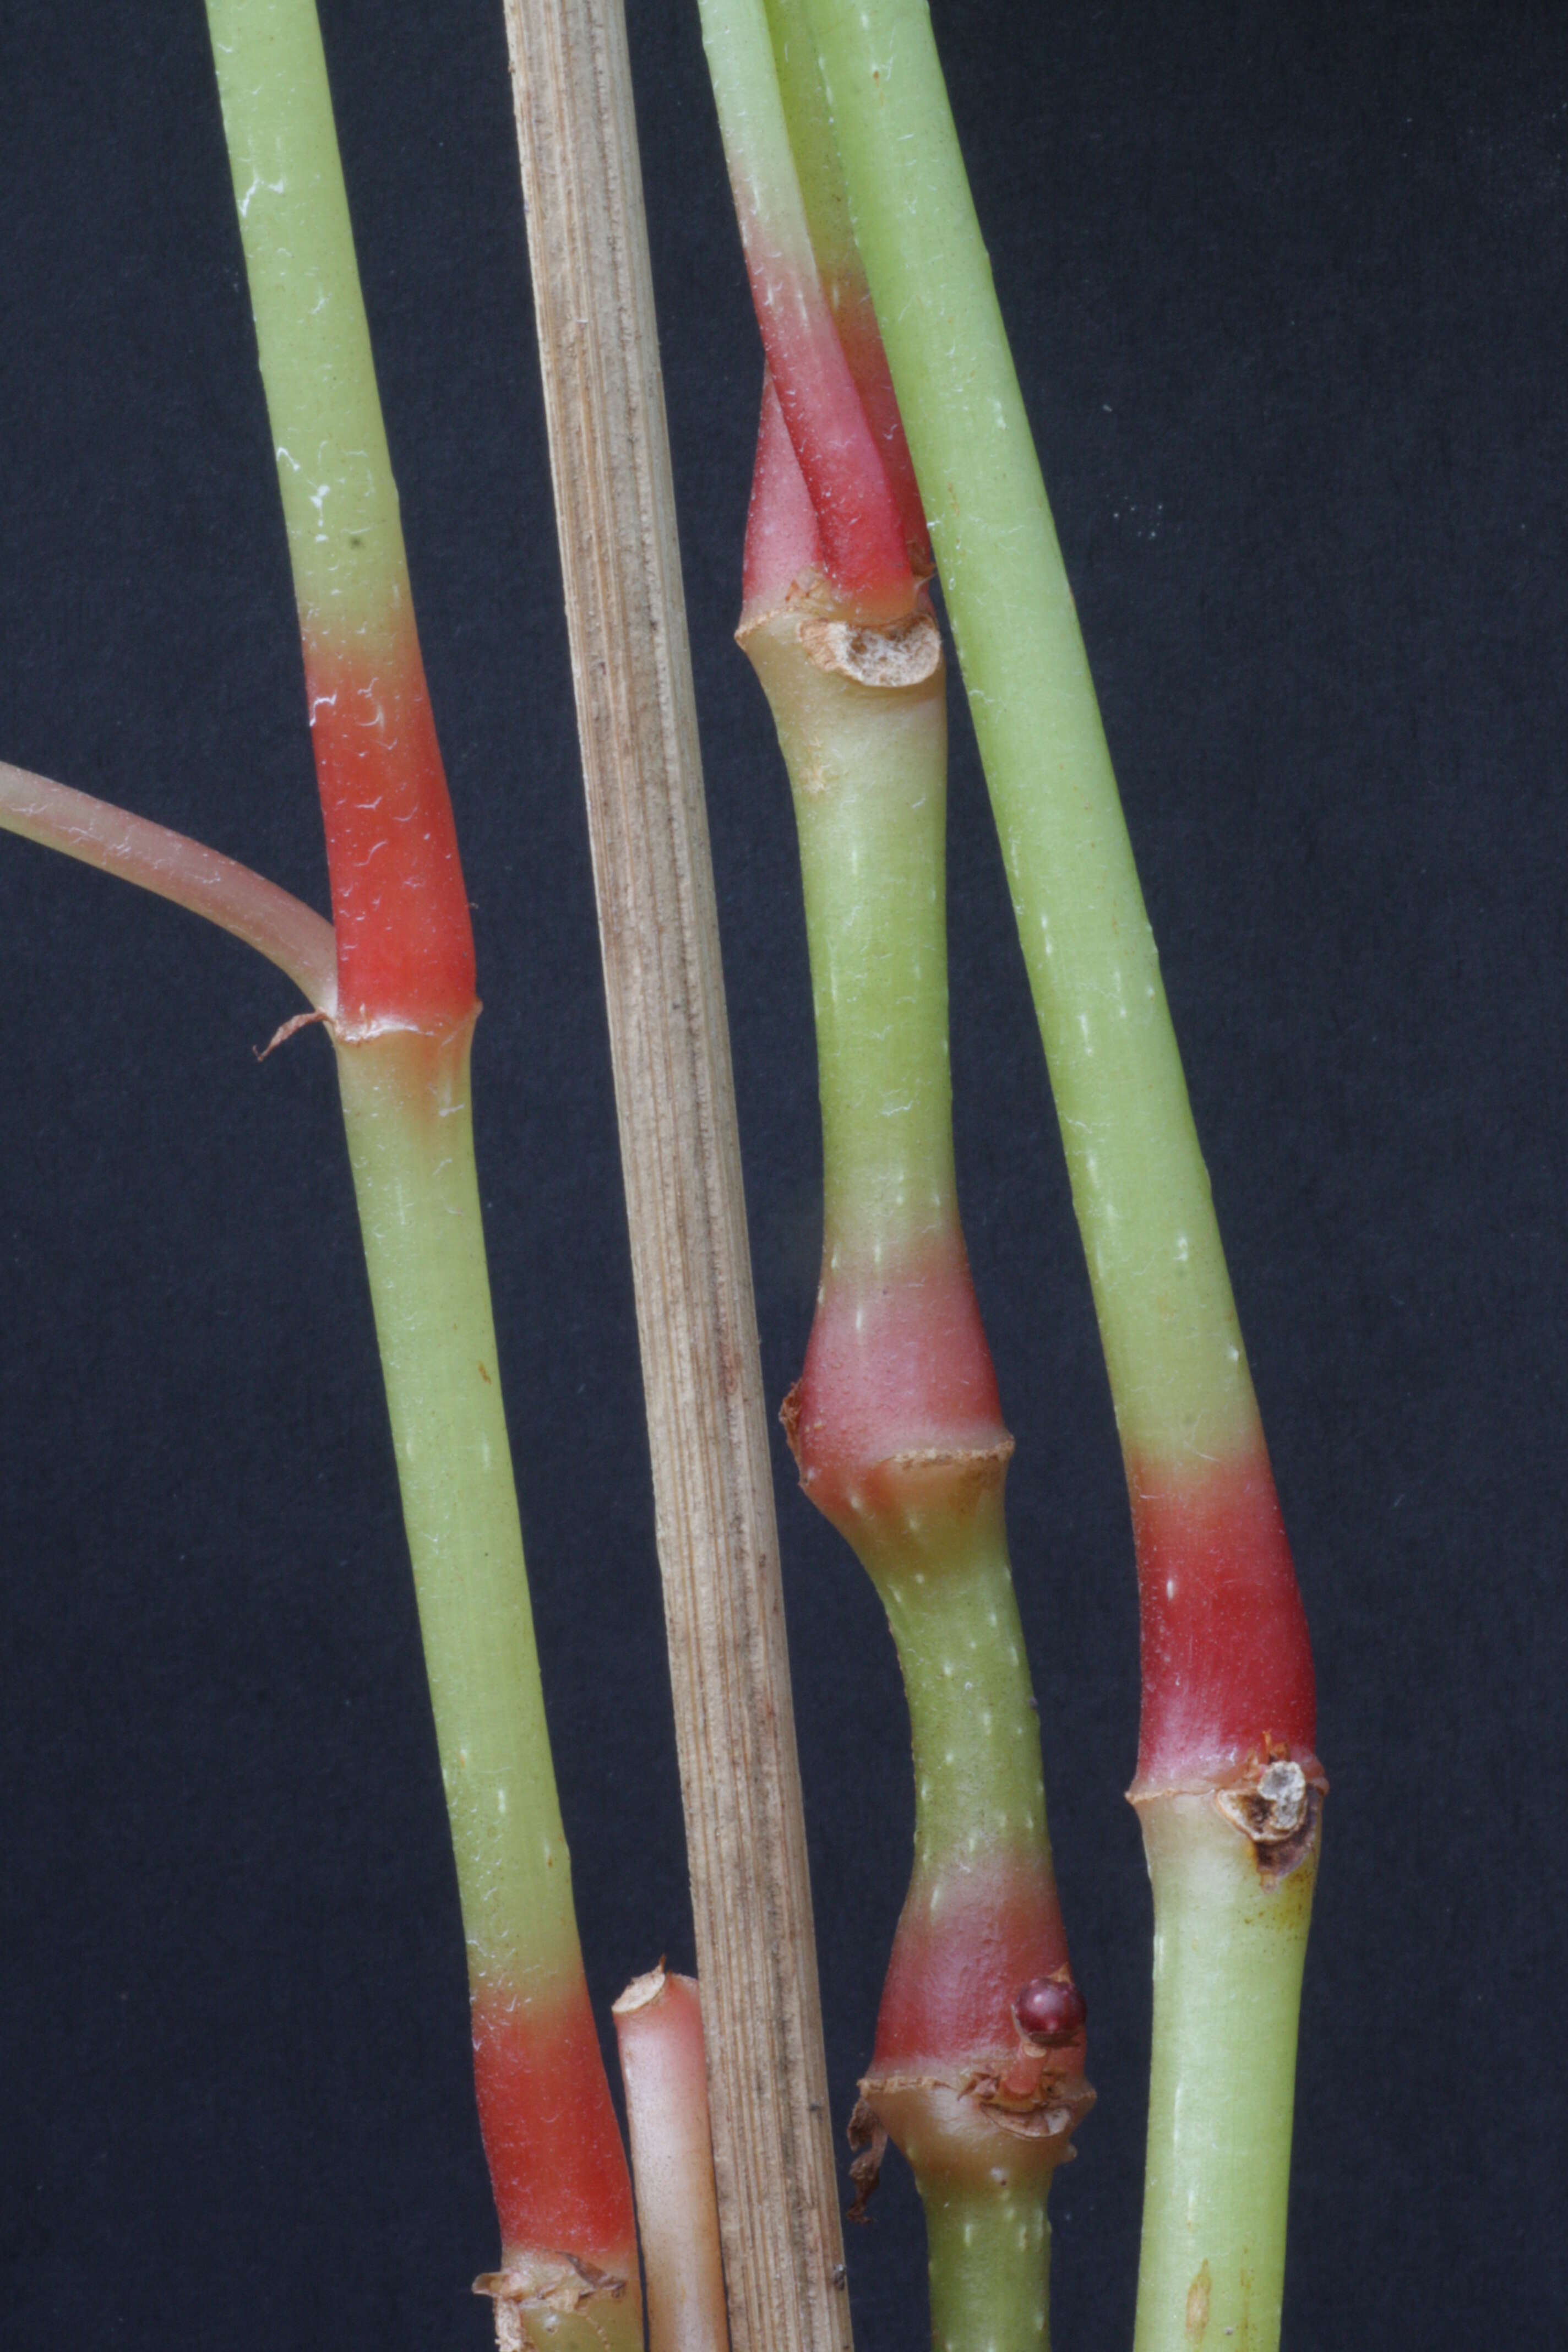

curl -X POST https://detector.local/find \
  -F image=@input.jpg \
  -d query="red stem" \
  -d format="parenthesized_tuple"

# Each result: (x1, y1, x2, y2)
(873, 1856, 1075, 2076)
(742, 372, 825, 618)
(788, 1231, 1006, 1535)
(1130, 1446, 1319, 1793)
(303, 608, 477, 1037)
(737, 256, 927, 617)
(472, 1980, 640, 2269)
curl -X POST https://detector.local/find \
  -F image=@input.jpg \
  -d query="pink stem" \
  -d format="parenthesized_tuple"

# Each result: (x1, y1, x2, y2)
(612, 1967, 731, 2352)
(0, 757, 337, 1014)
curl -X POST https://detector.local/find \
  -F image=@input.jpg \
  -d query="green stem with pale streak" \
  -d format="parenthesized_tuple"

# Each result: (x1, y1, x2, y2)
(924, 2182, 1050, 2352)
(206, 0, 406, 655)
(201, 0, 639, 2315)
(748, 619, 955, 1267)
(199, 0, 583, 2023)
(744, 595, 1085, 2352)
(797, 8, 1319, 2346)
(1134, 1800, 1316, 2352)
(797, 0, 1248, 1469)
(331, 1027, 579, 1996)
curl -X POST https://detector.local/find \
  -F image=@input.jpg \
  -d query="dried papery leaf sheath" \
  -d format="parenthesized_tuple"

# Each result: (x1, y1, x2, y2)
(496, 8, 849, 2352)
(203, 1, 639, 2335)
(796, 5, 1323, 2345)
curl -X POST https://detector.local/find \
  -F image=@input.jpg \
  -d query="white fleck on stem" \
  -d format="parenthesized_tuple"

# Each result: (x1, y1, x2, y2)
(613, 1968, 732, 2352)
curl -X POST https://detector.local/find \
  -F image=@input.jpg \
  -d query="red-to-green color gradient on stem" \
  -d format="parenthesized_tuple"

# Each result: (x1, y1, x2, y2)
(792, 0, 1324, 1801)
(204, 4, 638, 2339)
(1131, 1450, 1316, 1794)
(208, 0, 475, 1041)
(701, 0, 925, 618)
(715, 12, 1091, 2320)
(472, 1978, 636, 2264)
(332, 1028, 639, 2339)
(745, 410, 1089, 2343)
(793, 5, 1325, 2345)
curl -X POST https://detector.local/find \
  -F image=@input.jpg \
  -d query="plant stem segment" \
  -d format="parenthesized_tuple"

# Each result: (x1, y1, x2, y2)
(204, 3, 638, 2334)
(707, 12, 1088, 2341)
(499, 6, 853, 2349)
(0, 758, 336, 1012)
(742, 403, 1088, 2350)
(336, 1048, 642, 2345)
(794, 6, 1323, 2343)
(699, 0, 923, 616)
(335, 1030, 638, 2327)
(613, 1967, 731, 2352)
(923, 2183, 1050, 2352)
(760, 0, 925, 568)
(206, 0, 474, 1038)
(1133, 1798, 1317, 2352)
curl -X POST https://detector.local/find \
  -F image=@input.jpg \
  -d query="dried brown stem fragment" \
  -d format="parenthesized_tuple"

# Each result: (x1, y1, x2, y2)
(498, 7, 850, 2352)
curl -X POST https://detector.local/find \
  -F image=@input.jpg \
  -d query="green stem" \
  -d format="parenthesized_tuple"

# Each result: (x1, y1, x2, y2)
(799, 0, 1247, 1469)
(745, 591, 1085, 2347)
(797, 9, 1321, 2345)
(333, 1026, 641, 2323)
(331, 1027, 577, 1992)
(203, 0, 638, 2309)
(746, 611, 955, 1265)
(205, 0, 411, 651)
(1133, 1799, 1317, 2352)
(924, 2177, 1051, 2352)
(206, 0, 476, 1037)
(880, 1536, 1047, 1883)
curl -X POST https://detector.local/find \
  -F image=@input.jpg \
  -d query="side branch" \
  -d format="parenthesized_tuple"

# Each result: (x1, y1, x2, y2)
(0, 757, 336, 1013)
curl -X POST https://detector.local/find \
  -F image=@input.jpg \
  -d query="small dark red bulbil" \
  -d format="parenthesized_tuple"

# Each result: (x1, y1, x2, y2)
(1014, 1975, 1087, 2046)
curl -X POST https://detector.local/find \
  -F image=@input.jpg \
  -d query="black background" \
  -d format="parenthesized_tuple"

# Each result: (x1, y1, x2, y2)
(2, 2, 1564, 2345)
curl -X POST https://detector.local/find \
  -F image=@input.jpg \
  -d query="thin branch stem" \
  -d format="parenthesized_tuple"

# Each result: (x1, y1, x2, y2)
(0, 758, 336, 1012)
